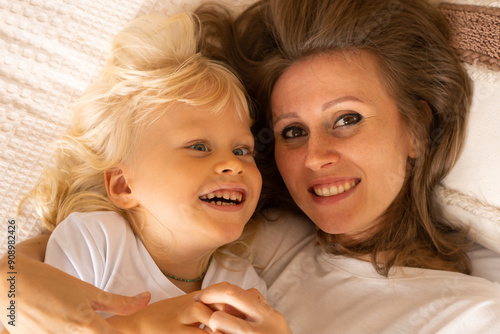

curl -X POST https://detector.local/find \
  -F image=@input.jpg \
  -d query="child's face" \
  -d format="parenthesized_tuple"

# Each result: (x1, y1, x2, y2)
(125, 103, 262, 249)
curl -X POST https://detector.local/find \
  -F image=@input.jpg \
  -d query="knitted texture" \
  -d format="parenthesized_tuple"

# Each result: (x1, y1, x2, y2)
(439, 3, 500, 71)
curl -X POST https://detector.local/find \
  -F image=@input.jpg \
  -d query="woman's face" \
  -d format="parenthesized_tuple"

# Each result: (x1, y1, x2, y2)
(271, 51, 416, 238)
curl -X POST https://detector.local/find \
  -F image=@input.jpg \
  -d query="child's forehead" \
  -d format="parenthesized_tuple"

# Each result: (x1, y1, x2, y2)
(168, 99, 251, 123)
(139, 103, 252, 146)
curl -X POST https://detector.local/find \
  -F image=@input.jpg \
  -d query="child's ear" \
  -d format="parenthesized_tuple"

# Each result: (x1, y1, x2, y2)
(105, 168, 139, 209)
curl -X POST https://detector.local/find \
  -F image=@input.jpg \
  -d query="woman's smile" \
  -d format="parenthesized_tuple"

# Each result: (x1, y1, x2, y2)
(310, 178, 360, 197)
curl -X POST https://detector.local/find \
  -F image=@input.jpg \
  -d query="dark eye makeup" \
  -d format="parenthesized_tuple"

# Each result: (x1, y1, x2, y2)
(333, 113, 362, 128)
(281, 126, 308, 139)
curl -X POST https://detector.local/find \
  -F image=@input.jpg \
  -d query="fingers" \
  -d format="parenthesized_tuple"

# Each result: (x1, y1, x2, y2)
(206, 310, 253, 334)
(90, 289, 151, 315)
(194, 282, 270, 321)
(178, 301, 214, 327)
(193, 283, 293, 334)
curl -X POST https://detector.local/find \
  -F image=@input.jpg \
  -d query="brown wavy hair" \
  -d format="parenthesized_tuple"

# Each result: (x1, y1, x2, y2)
(196, 0, 473, 276)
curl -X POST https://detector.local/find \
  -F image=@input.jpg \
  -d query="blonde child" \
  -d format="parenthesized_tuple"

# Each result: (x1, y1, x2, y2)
(22, 12, 265, 333)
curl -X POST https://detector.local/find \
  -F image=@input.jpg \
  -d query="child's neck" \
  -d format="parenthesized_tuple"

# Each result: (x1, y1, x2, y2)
(134, 217, 218, 293)
(159, 254, 213, 293)
(146, 245, 214, 293)
(167, 279, 203, 293)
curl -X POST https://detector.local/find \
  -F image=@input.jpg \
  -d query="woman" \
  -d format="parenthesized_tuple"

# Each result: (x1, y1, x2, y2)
(191, 0, 500, 332)
(2, 0, 500, 333)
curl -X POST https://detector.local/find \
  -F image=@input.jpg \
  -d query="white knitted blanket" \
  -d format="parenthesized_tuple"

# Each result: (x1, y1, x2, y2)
(0, 0, 499, 254)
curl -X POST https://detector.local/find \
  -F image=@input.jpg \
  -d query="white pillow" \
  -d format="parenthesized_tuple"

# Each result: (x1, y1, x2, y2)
(436, 1, 500, 252)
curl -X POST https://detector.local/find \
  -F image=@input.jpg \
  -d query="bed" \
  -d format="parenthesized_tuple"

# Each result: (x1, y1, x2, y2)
(0, 0, 499, 255)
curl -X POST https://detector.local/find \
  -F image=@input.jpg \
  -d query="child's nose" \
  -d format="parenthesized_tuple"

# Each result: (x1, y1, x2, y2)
(215, 156, 244, 175)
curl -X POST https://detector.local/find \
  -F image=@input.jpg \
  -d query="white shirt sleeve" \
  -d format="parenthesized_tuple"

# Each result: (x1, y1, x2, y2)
(44, 211, 131, 289)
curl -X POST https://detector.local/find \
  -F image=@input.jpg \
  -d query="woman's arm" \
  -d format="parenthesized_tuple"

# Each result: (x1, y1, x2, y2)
(0, 236, 150, 334)
(10, 234, 48, 261)
(107, 291, 215, 334)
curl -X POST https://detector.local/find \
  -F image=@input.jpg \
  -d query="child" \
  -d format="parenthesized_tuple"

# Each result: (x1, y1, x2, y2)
(31, 11, 264, 330)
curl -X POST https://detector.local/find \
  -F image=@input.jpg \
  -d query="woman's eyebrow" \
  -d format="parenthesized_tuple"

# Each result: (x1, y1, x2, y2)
(273, 96, 365, 125)
(321, 96, 364, 111)
(273, 112, 298, 125)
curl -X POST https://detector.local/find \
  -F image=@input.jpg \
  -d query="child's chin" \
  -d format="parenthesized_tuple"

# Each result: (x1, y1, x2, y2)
(214, 223, 246, 245)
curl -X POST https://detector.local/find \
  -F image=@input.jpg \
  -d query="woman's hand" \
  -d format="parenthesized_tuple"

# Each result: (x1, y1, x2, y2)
(0, 236, 150, 334)
(108, 291, 215, 334)
(193, 282, 292, 334)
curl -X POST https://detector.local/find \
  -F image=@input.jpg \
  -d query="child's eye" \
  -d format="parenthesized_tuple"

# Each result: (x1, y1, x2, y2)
(282, 126, 308, 139)
(189, 143, 209, 152)
(333, 113, 362, 129)
(233, 147, 252, 156)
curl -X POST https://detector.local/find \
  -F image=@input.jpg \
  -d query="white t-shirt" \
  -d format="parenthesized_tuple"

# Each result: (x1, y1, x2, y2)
(44, 211, 266, 317)
(252, 210, 500, 334)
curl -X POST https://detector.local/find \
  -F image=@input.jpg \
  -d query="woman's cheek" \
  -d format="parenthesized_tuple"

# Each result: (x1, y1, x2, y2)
(275, 145, 294, 178)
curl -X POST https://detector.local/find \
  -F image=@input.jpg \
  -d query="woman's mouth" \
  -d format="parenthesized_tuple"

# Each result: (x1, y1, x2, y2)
(312, 180, 359, 197)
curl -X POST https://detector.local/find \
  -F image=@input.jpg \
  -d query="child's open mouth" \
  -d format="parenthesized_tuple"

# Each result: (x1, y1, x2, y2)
(199, 190, 244, 206)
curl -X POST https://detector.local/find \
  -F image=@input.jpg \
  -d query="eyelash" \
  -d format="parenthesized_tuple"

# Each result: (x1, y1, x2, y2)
(189, 143, 209, 152)
(333, 113, 362, 129)
(188, 143, 254, 156)
(281, 126, 308, 140)
(233, 146, 253, 156)
(280, 112, 362, 140)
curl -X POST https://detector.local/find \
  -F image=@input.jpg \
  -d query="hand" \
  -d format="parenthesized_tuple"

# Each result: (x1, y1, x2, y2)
(193, 282, 292, 334)
(0, 253, 150, 334)
(108, 291, 214, 334)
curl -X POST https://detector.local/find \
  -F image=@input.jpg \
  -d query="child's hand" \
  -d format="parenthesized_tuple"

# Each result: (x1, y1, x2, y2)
(193, 282, 292, 334)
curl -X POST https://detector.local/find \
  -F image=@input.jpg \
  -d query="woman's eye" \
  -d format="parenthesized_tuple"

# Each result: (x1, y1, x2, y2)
(333, 113, 362, 128)
(189, 143, 209, 152)
(233, 147, 252, 156)
(282, 126, 308, 139)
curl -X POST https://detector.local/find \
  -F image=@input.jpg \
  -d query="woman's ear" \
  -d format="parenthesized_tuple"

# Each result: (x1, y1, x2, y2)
(408, 100, 433, 159)
(105, 168, 139, 209)
(419, 100, 433, 127)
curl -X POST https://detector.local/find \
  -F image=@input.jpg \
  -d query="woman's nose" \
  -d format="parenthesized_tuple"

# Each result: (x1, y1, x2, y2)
(304, 133, 340, 171)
